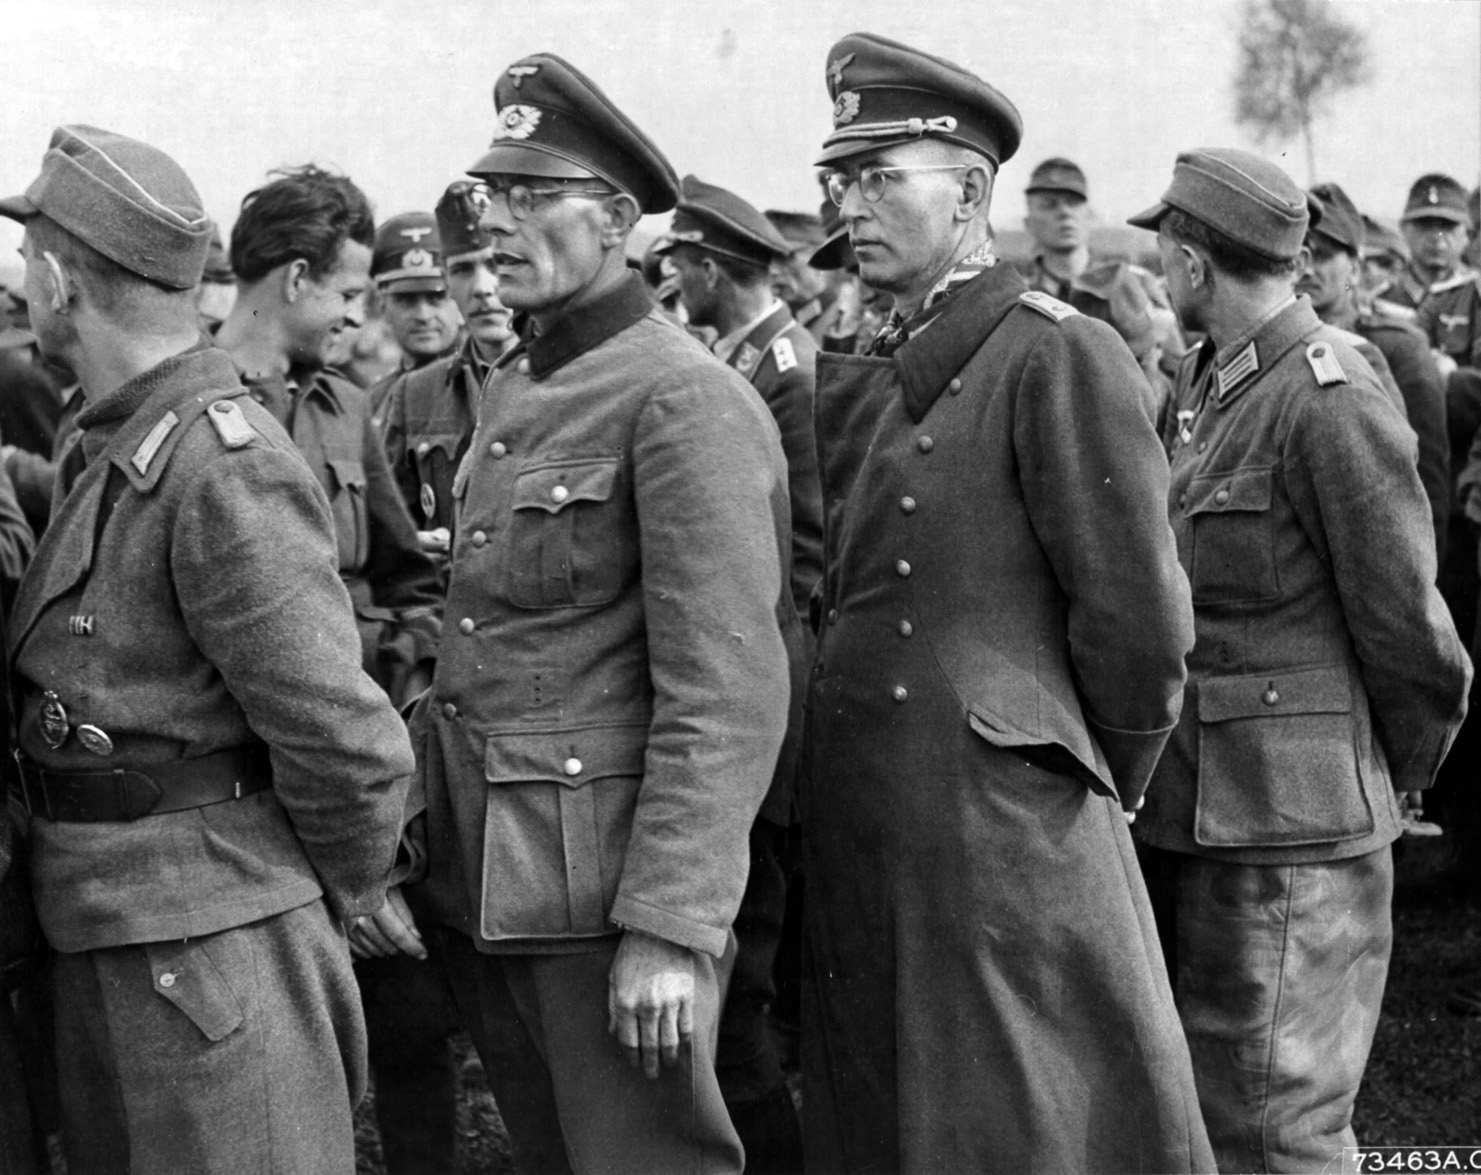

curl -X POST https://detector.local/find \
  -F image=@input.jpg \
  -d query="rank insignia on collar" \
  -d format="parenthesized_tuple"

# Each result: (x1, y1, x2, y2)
(77, 725, 113, 757)
(833, 91, 861, 126)
(827, 52, 855, 89)
(39, 691, 69, 749)
(508, 65, 540, 88)
(1216, 341, 1259, 401)
(68, 615, 94, 637)
(131, 410, 180, 476)
(733, 342, 761, 377)
(494, 104, 542, 141)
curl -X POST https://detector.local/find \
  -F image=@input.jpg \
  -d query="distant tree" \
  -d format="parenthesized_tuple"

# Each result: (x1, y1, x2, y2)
(1234, 0, 1373, 182)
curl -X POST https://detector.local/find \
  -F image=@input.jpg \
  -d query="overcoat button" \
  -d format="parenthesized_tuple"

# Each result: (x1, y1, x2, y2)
(917, 436, 934, 454)
(550, 485, 570, 504)
(1179, 494, 1188, 509)
(517, 358, 531, 374)
(563, 757, 583, 776)
(947, 378, 962, 395)
(891, 685, 908, 703)
(1262, 688, 1280, 706)
(898, 620, 913, 637)
(900, 496, 916, 513)
(442, 702, 458, 719)
(827, 608, 839, 624)
(895, 559, 911, 577)
(490, 441, 507, 458)
(1197, 441, 1208, 453)
(158, 972, 176, 988)
(458, 618, 475, 635)
(1214, 489, 1230, 505)
(471, 530, 488, 547)
(416, 441, 431, 456)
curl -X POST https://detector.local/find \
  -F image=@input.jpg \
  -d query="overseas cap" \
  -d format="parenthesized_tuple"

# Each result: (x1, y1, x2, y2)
(817, 32, 1022, 168)
(653, 175, 791, 267)
(1128, 147, 1317, 262)
(0, 124, 211, 289)
(1308, 182, 1364, 254)
(764, 210, 827, 251)
(1025, 157, 1088, 199)
(468, 54, 679, 214)
(435, 181, 495, 265)
(1401, 172, 1471, 226)
(372, 211, 446, 292)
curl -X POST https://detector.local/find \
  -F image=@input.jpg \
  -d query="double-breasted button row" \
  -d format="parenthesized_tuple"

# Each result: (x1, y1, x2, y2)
(897, 620, 913, 637)
(458, 618, 475, 635)
(442, 702, 458, 719)
(489, 441, 507, 459)
(891, 685, 908, 703)
(827, 608, 839, 624)
(947, 378, 962, 395)
(895, 559, 911, 578)
(900, 496, 916, 514)
(917, 436, 934, 454)
(471, 530, 488, 547)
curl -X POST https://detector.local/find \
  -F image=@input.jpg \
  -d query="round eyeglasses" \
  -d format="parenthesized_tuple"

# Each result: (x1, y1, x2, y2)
(823, 164, 969, 206)
(470, 178, 618, 222)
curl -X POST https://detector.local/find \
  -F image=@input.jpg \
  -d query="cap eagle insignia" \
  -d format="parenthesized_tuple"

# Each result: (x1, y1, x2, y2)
(508, 65, 540, 89)
(827, 52, 855, 90)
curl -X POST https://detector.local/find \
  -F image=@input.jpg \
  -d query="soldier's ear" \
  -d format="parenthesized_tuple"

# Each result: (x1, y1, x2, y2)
(40, 252, 72, 315)
(281, 257, 312, 304)
(956, 163, 993, 224)
(599, 193, 641, 246)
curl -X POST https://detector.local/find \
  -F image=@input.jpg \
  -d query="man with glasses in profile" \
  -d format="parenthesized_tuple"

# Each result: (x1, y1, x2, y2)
(799, 32, 1213, 1174)
(392, 54, 792, 1175)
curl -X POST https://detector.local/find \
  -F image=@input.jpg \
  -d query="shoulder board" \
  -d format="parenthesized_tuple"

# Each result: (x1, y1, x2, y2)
(772, 336, 797, 374)
(1428, 270, 1476, 294)
(1018, 290, 1079, 322)
(206, 398, 257, 450)
(1370, 296, 1416, 322)
(1305, 341, 1348, 387)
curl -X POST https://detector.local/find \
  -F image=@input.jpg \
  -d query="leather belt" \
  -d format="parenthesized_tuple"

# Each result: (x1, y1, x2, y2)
(14, 744, 272, 823)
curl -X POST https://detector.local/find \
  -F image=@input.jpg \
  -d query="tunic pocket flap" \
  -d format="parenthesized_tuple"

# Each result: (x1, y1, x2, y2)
(1198, 666, 1353, 724)
(412, 432, 463, 461)
(142, 939, 244, 1043)
(485, 723, 647, 787)
(1183, 466, 1273, 515)
(325, 457, 367, 491)
(512, 459, 619, 515)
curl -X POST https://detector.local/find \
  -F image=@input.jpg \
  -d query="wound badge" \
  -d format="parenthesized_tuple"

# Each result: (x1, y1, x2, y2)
(77, 725, 114, 757)
(39, 690, 69, 749)
(833, 91, 861, 126)
(493, 104, 542, 141)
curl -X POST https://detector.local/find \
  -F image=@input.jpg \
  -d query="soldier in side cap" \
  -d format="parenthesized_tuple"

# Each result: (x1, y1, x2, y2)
(393, 55, 792, 1174)
(1020, 156, 1184, 410)
(1387, 172, 1477, 314)
(764, 208, 850, 344)
(0, 125, 417, 1173)
(802, 33, 1211, 1173)
(1129, 149, 1469, 1173)
(654, 173, 818, 1172)
(367, 211, 462, 427)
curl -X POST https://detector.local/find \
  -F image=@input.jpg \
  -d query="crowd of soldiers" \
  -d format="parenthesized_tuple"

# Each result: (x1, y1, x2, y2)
(0, 27, 1476, 1175)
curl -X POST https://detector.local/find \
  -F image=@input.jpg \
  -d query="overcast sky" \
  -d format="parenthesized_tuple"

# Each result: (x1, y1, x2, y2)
(0, 0, 1476, 278)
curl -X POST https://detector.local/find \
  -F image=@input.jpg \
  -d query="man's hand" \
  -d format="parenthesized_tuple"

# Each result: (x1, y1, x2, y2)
(346, 885, 427, 960)
(417, 527, 451, 556)
(607, 929, 695, 1079)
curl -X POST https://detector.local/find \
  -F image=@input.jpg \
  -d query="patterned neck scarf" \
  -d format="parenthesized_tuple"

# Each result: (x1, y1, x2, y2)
(867, 240, 996, 357)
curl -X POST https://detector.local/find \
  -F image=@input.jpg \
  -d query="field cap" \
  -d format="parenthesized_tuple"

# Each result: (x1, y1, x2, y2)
(372, 212, 446, 292)
(0, 124, 211, 289)
(654, 176, 791, 267)
(817, 32, 1022, 169)
(1025, 157, 1087, 199)
(435, 182, 495, 265)
(1128, 147, 1317, 262)
(1400, 173, 1471, 226)
(468, 54, 679, 214)
(1308, 182, 1363, 254)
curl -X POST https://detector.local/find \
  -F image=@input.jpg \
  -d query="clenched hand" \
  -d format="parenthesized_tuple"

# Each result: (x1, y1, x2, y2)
(608, 929, 695, 1079)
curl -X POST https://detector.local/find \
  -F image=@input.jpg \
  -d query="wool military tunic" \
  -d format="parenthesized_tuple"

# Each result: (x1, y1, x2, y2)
(802, 260, 1212, 1175)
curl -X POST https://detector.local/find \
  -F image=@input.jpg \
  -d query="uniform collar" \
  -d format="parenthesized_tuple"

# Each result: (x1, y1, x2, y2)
(75, 338, 215, 435)
(1209, 296, 1317, 410)
(713, 299, 786, 365)
(519, 271, 654, 379)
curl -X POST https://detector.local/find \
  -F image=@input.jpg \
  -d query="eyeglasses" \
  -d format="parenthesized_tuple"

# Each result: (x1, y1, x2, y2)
(823, 164, 969, 206)
(470, 178, 618, 222)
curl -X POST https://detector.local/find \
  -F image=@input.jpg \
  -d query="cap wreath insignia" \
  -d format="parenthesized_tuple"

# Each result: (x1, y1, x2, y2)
(403, 248, 433, 270)
(494, 105, 542, 141)
(833, 91, 861, 126)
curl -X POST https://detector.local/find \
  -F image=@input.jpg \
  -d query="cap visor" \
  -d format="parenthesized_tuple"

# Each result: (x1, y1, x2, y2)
(377, 274, 447, 293)
(809, 228, 854, 271)
(813, 135, 916, 167)
(467, 142, 598, 181)
(1401, 207, 1469, 226)
(1126, 201, 1170, 231)
(0, 194, 38, 223)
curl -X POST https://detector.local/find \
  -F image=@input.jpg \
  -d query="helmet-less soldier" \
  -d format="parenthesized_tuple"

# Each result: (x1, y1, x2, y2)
(2, 125, 416, 1174)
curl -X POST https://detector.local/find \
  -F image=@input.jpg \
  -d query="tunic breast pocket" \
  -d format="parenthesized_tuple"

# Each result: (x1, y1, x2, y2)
(1184, 466, 1278, 605)
(325, 458, 369, 573)
(506, 458, 630, 609)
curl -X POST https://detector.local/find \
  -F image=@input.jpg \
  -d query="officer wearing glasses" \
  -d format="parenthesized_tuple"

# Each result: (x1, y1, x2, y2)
(393, 54, 792, 1175)
(799, 33, 1212, 1173)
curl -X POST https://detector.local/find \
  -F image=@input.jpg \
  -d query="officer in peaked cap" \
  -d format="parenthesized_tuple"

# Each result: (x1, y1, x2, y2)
(0, 125, 416, 1172)
(367, 211, 461, 424)
(656, 173, 820, 1170)
(1020, 156, 1184, 412)
(1130, 148, 1468, 1173)
(380, 182, 516, 567)
(801, 32, 1211, 1174)
(1388, 172, 1476, 311)
(400, 55, 791, 1175)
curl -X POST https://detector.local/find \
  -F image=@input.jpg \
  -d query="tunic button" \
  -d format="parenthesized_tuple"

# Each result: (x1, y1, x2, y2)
(517, 358, 531, 375)
(895, 559, 911, 577)
(416, 441, 431, 456)
(442, 702, 458, 720)
(471, 530, 488, 547)
(898, 620, 913, 637)
(1179, 493, 1188, 510)
(900, 496, 916, 514)
(1214, 489, 1230, 505)
(458, 617, 475, 635)
(1262, 688, 1280, 706)
(563, 757, 583, 777)
(947, 378, 962, 395)
(891, 685, 908, 703)
(550, 485, 570, 504)
(827, 608, 839, 624)
(490, 441, 507, 458)
(917, 436, 934, 454)
(1197, 441, 1208, 453)
(158, 972, 176, 988)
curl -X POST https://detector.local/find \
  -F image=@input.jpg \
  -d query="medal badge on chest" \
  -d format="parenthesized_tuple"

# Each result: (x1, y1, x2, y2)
(77, 725, 114, 757)
(39, 690, 70, 749)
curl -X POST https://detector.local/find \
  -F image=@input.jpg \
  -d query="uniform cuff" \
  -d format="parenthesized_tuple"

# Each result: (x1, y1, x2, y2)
(609, 895, 728, 958)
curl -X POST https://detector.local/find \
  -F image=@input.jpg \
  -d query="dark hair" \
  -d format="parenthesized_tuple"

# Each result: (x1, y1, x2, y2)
(1161, 208, 1300, 281)
(229, 165, 375, 285)
(26, 213, 158, 311)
